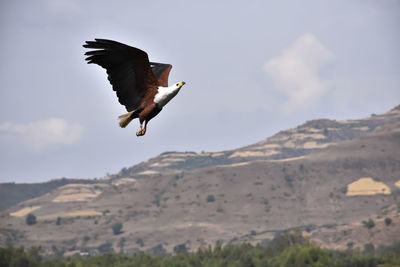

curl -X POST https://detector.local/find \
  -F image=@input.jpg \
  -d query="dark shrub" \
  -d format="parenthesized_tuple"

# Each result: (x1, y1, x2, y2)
(112, 222, 123, 235)
(384, 217, 392, 226)
(207, 195, 215, 202)
(26, 213, 37, 225)
(362, 219, 375, 229)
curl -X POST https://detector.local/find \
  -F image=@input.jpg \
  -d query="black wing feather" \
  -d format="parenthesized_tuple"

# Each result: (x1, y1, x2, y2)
(83, 39, 158, 111)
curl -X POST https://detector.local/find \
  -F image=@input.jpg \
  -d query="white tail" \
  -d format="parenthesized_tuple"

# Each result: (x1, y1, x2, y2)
(118, 111, 134, 128)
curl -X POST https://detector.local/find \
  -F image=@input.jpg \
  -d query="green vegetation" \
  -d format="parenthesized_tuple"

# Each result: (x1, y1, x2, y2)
(362, 219, 375, 229)
(112, 222, 123, 235)
(384, 217, 392, 226)
(206, 195, 215, 203)
(1, 232, 400, 267)
(135, 238, 144, 247)
(98, 241, 113, 253)
(26, 213, 37, 226)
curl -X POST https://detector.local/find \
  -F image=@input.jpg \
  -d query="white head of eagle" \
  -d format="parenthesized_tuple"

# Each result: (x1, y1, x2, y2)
(83, 38, 186, 137)
(155, 81, 186, 108)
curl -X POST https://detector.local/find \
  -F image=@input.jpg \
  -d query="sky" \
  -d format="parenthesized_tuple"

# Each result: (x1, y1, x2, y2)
(0, 0, 399, 183)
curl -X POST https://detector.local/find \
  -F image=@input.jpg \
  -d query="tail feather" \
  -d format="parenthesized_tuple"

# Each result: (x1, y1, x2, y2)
(118, 111, 134, 128)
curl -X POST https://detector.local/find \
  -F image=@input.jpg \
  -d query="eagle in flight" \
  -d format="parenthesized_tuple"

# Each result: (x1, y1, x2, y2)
(83, 39, 185, 136)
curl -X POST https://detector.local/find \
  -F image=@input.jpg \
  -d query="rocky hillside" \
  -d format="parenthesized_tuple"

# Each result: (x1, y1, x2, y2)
(111, 105, 400, 180)
(0, 105, 399, 256)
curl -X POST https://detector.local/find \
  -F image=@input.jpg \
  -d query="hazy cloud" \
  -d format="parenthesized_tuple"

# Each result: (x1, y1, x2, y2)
(0, 118, 83, 152)
(263, 33, 334, 114)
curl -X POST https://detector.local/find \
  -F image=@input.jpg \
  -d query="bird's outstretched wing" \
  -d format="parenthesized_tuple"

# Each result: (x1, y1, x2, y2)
(150, 62, 172, 87)
(83, 39, 158, 111)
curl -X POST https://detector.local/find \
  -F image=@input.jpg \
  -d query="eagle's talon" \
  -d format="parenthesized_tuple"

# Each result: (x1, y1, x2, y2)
(136, 128, 146, 136)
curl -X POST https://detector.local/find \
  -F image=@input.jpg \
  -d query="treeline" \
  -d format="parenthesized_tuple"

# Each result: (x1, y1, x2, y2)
(1, 232, 399, 267)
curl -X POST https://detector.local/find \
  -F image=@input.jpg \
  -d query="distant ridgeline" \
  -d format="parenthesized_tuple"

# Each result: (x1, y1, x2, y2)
(0, 178, 97, 211)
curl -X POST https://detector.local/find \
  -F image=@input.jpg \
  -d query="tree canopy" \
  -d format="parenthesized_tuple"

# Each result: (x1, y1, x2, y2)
(1, 232, 399, 267)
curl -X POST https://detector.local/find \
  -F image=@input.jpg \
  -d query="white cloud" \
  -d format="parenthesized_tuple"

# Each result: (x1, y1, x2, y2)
(263, 33, 334, 114)
(0, 118, 83, 152)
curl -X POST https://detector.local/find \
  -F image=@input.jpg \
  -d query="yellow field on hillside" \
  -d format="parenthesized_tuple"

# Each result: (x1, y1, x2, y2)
(52, 184, 102, 203)
(258, 143, 281, 149)
(162, 157, 186, 163)
(303, 141, 333, 149)
(228, 162, 249, 167)
(229, 150, 280, 158)
(135, 170, 160, 176)
(10, 206, 41, 217)
(272, 156, 305, 162)
(150, 162, 171, 167)
(346, 177, 391, 196)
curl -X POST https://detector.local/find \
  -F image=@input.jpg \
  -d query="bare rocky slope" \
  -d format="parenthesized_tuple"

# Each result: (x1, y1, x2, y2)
(0, 105, 399, 256)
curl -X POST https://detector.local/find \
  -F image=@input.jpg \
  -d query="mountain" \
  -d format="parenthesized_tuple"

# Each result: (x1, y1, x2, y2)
(0, 105, 399, 256)
(110, 106, 398, 180)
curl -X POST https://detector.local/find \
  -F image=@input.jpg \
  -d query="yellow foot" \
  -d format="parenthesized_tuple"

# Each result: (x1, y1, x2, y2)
(136, 128, 146, 136)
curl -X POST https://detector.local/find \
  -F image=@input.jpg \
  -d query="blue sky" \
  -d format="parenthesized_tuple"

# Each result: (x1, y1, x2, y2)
(0, 0, 399, 183)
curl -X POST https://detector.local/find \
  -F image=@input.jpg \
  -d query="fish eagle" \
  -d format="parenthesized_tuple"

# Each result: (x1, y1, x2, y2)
(83, 39, 185, 136)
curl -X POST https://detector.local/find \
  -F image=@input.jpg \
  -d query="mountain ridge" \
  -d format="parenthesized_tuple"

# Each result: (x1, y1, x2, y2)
(110, 105, 400, 180)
